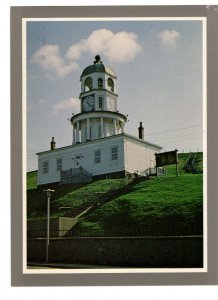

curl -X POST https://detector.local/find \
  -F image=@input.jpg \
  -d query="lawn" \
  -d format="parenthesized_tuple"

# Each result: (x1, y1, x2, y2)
(27, 152, 204, 236)
(72, 173, 203, 236)
(26, 170, 38, 190)
(27, 178, 129, 219)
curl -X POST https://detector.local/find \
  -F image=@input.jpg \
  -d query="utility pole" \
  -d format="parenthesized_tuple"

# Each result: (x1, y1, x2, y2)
(43, 189, 55, 263)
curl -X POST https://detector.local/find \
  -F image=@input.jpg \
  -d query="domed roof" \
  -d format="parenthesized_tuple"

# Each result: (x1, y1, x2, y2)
(81, 55, 116, 78)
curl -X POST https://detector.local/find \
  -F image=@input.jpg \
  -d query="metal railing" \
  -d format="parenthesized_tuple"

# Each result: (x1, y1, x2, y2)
(60, 167, 92, 184)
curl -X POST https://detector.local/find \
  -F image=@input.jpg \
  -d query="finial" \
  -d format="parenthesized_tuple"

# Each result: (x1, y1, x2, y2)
(94, 55, 101, 64)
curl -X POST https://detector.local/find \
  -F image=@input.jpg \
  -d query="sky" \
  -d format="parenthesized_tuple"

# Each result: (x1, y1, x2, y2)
(26, 19, 204, 171)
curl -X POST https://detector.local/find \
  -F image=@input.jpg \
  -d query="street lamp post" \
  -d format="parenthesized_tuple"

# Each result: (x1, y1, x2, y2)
(43, 189, 55, 263)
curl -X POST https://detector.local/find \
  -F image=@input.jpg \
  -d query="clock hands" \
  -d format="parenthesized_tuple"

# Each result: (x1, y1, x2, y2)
(83, 96, 94, 111)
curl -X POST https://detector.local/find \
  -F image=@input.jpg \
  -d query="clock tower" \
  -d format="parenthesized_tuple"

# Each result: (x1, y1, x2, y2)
(70, 55, 127, 143)
(37, 55, 162, 186)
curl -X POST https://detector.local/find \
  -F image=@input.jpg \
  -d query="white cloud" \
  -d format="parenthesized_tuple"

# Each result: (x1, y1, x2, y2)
(157, 30, 180, 50)
(83, 29, 115, 54)
(31, 45, 79, 78)
(66, 29, 141, 63)
(52, 97, 80, 115)
(31, 29, 141, 78)
(65, 41, 86, 60)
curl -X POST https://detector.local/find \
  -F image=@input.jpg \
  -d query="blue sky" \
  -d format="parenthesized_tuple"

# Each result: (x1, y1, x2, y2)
(26, 19, 204, 171)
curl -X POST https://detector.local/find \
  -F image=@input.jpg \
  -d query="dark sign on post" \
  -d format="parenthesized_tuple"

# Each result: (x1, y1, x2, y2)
(155, 149, 179, 176)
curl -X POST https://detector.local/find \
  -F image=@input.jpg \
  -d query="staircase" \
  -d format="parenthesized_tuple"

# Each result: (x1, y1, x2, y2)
(52, 173, 151, 237)
(88, 174, 150, 213)
(61, 173, 150, 219)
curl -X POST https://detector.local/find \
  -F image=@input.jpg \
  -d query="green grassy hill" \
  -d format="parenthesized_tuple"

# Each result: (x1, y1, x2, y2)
(73, 173, 203, 236)
(27, 152, 203, 236)
(27, 170, 38, 190)
(27, 178, 129, 219)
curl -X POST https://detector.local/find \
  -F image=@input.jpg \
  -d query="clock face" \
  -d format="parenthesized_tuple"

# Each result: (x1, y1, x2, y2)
(82, 95, 95, 112)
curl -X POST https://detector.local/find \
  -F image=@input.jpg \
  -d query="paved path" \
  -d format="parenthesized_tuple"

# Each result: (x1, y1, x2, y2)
(27, 262, 122, 269)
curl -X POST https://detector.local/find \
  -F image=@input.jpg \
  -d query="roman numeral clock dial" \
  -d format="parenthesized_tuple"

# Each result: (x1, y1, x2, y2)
(82, 95, 94, 112)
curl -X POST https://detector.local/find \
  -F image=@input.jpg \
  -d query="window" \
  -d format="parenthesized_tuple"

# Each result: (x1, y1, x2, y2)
(98, 78, 103, 89)
(94, 150, 101, 164)
(107, 78, 114, 92)
(84, 77, 93, 91)
(43, 161, 49, 174)
(98, 96, 103, 109)
(111, 146, 118, 161)
(56, 158, 62, 171)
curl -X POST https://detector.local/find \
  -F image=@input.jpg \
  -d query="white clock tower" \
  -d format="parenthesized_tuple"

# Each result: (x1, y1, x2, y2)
(37, 55, 162, 186)
(70, 55, 127, 143)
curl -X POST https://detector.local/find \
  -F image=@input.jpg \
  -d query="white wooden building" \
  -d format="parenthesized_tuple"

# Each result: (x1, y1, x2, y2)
(36, 55, 162, 186)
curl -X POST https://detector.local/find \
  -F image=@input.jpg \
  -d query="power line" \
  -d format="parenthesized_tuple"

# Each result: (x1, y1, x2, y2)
(26, 124, 203, 162)
(144, 124, 202, 137)
(152, 132, 202, 143)
(26, 124, 202, 154)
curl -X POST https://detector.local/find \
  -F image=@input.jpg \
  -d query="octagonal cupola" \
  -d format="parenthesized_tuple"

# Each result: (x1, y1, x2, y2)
(80, 55, 118, 113)
(81, 55, 116, 92)
(70, 56, 127, 144)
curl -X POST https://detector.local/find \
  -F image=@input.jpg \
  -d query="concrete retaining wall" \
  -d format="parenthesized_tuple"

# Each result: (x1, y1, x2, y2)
(27, 217, 77, 237)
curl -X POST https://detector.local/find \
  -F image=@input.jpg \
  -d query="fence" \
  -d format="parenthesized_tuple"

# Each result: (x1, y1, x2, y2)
(138, 167, 165, 177)
(27, 226, 203, 238)
(60, 167, 92, 184)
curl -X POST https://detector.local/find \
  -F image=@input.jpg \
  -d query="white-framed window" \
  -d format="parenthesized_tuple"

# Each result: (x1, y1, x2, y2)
(111, 146, 118, 161)
(94, 149, 101, 164)
(56, 158, 62, 171)
(98, 96, 103, 109)
(43, 161, 49, 174)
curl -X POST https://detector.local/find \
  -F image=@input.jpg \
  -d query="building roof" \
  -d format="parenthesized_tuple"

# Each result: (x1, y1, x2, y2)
(81, 55, 116, 78)
(124, 133, 163, 150)
(36, 133, 162, 156)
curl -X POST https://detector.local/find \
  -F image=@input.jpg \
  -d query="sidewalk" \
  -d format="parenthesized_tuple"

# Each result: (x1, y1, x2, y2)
(27, 262, 122, 269)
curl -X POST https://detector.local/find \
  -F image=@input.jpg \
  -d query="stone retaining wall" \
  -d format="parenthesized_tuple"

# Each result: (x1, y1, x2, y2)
(27, 236, 203, 268)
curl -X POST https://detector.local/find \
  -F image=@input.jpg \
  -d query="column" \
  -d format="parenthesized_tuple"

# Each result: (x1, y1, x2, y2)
(76, 121, 80, 143)
(86, 118, 90, 140)
(100, 117, 104, 138)
(121, 121, 125, 133)
(72, 124, 76, 144)
(113, 119, 117, 135)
